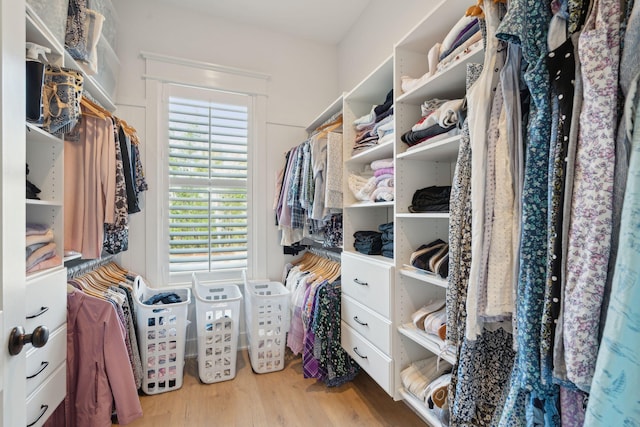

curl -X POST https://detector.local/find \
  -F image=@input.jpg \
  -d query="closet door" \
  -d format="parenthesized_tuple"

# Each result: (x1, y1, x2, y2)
(1, 0, 29, 425)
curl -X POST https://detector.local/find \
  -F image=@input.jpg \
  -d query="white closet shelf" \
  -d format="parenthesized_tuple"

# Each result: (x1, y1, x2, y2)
(396, 212, 450, 220)
(397, 135, 461, 162)
(25, 4, 64, 59)
(305, 94, 344, 133)
(399, 387, 447, 427)
(26, 264, 65, 283)
(399, 267, 448, 288)
(346, 138, 395, 165)
(64, 50, 116, 112)
(26, 199, 63, 207)
(345, 200, 395, 209)
(26, 123, 63, 145)
(344, 251, 395, 267)
(63, 253, 82, 263)
(398, 323, 456, 365)
(396, 46, 484, 105)
(345, 55, 393, 104)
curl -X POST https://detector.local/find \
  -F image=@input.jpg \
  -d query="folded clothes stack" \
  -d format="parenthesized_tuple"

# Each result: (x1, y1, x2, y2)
(400, 356, 452, 425)
(399, 12, 482, 93)
(379, 222, 394, 259)
(411, 299, 447, 340)
(401, 98, 465, 149)
(348, 158, 395, 203)
(410, 238, 450, 278)
(353, 230, 383, 255)
(408, 186, 452, 213)
(26, 223, 61, 274)
(352, 89, 394, 154)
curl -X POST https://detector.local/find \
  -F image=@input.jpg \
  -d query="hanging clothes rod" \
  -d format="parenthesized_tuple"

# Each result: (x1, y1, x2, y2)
(307, 246, 342, 263)
(66, 255, 116, 279)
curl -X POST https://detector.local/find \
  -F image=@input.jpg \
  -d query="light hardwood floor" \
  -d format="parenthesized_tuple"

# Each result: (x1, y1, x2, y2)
(120, 350, 426, 427)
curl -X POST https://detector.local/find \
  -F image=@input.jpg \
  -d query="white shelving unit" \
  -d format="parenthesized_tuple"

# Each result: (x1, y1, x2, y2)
(340, 55, 397, 396)
(316, 2, 484, 415)
(391, 0, 483, 421)
(22, 2, 119, 424)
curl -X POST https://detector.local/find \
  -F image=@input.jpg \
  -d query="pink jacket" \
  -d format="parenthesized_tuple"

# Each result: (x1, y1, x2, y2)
(46, 290, 143, 426)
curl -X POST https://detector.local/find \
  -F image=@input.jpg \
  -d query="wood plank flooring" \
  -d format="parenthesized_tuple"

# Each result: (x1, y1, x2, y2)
(120, 350, 426, 427)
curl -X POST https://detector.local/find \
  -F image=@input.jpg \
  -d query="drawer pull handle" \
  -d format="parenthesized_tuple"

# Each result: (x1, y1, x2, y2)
(27, 404, 49, 427)
(353, 316, 368, 327)
(26, 361, 50, 380)
(353, 347, 368, 359)
(354, 278, 368, 286)
(26, 306, 49, 319)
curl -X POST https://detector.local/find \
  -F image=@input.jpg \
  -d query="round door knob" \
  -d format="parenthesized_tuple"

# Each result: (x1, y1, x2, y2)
(8, 325, 49, 356)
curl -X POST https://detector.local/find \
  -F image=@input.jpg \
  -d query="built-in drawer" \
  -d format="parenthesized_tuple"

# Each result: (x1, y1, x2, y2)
(26, 325, 66, 396)
(25, 267, 66, 333)
(342, 295, 392, 355)
(341, 321, 392, 395)
(26, 362, 65, 427)
(341, 252, 393, 318)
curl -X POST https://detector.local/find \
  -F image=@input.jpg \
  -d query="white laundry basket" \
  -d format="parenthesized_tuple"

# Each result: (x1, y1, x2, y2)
(133, 276, 191, 395)
(243, 272, 291, 374)
(192, 273, 242, 384)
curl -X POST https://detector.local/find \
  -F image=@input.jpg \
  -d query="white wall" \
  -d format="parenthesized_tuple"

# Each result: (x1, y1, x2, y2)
(337, 0, 440, 93)
(112, 0, 339, 282)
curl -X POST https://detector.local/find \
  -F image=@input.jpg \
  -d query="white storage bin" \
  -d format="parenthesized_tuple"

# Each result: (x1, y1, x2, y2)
(193, 274, 242, 384)
(26, 0, 70, 49)
(88, 0, 118, 49)
(133, 276, 191, 395)
(93, 35, 120, 101)
(243, 276, 290, 374)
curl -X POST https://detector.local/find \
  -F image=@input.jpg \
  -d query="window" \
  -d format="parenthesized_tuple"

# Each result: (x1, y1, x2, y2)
(166, 86, 250, 276)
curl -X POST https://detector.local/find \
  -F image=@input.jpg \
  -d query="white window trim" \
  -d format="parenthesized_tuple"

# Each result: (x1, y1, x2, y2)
(143, 52, 269, 287)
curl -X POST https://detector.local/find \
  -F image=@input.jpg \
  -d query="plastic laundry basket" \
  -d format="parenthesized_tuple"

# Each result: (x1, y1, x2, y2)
(133, 276, 191, 395)
(193, 273, 242, 384)
(243, 273, 290, 374)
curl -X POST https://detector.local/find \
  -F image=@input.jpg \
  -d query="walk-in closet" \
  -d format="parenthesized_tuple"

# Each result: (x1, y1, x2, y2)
(1, 0, 638, 425)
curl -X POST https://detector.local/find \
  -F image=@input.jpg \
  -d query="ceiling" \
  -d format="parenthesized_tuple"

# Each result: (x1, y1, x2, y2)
(155, 0, 372, 45)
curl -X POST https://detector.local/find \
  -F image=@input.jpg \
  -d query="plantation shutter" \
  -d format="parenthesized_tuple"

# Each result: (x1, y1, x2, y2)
(167, 91, 249, 273)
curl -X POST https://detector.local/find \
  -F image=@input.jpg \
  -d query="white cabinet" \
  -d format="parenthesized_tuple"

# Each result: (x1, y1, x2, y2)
(339, 56, 396, 396)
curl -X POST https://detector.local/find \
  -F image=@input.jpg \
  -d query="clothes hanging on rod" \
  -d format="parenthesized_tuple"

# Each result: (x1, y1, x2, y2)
(274, 115, 343, 248)
(64, 97, 147, 259)
(45, 261, 144, 427)
(440, 0, 640, 424)
(283, 250, 359, 387)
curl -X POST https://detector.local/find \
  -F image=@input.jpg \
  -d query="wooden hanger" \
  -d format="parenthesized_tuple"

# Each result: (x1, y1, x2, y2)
(81, 96, 112, 119)
(81, 97, 107, 119)
(466, 0, 485, 17)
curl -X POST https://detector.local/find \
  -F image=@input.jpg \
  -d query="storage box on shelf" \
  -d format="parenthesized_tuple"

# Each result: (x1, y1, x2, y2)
(392, 0, 483, 414)
(88, 0, 119, 50)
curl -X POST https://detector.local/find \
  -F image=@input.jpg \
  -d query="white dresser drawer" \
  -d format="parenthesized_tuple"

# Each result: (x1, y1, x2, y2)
(26, 362, 65, 427)
(341, 321, 392, 395)
(342, 295, 392, 355)
(25, 268, 66, 333)
(341, 252, 393, 318)
(26, 325, 66, 396)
